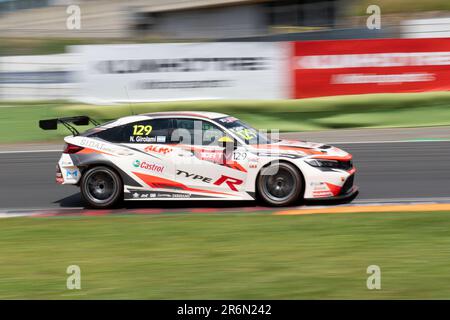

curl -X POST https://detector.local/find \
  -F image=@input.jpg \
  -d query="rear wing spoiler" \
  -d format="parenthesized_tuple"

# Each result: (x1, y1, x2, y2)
(39, 116, 100, 136)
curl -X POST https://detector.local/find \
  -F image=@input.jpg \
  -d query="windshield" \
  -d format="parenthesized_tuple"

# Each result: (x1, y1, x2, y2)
(214, 116, 271, 145)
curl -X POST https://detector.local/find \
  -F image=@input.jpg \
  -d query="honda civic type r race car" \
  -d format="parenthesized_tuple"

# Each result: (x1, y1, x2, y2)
(39, 112, 358, 208)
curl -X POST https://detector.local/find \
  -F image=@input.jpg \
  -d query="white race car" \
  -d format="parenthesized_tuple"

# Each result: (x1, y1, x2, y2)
(40, 112, 358, 208)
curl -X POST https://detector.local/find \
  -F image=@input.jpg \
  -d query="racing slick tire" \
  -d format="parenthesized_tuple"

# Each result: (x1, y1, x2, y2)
(80, 166, 123, 209)
(256, 162, 303, 206)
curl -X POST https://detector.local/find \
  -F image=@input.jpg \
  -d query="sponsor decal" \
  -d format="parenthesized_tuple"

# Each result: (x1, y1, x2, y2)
(77, 43, 285, 102)
(176, 170, 212, 183)
(129, 136, 157, 143)
(292, 38, 450, 98)
(157, 193, 172, 198)
(129, 125, 161, 143)
(198, 150, 223, 164)
(144, 145, 172, 155)
(218, 116, 238, 124)
(213, 175, 243, 191)
(95, 57, 268, 74)
(116, 149, 134, 156)
(230, 127, 258, 141)
(311, 181, 341, 197)
(312, 191, 333, 197)
(60, 160, 73, 166)
(66, 169, 79, 179)
(79, 138, 116, 154)
(130, 190, 191, 199)
(248, 157, 258, 169)
(132, 160, 164, 173)
(156, 136, 166, 143)
(176, 170, 243, 191)
(171, 193, 190, 198)
(79, 138, 132, 155)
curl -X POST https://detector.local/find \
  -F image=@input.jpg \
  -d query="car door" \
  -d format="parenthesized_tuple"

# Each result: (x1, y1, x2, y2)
(172, 118, 248, 197)
(119, 118, 176, 191)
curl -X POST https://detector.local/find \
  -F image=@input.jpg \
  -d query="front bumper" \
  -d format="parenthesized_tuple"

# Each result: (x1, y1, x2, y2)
(305, 185, 359, 202)
(303, 168, 358, 201)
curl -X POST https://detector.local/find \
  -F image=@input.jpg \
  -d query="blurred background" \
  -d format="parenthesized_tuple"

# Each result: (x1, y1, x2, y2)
(0, 0, 450, 104)
(1, 0, 450, 139)
(2, 0, 450, 300)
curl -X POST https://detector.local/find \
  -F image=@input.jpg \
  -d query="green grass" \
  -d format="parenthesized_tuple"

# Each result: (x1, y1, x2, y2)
(0, 37, 203, 56)
(0, 38, 146, 56)
(1, 211, 450, 299)
(3, 91, 450, 144)
(351, 0, 450, 14)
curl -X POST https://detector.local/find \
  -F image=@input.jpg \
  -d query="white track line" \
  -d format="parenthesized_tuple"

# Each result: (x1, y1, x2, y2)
(354, 197, 450, 203)
(0, 213, 38, 218)
(0, 149, 61, 154)
(0, 139, 448, 154)
(3, 198, 450, 216)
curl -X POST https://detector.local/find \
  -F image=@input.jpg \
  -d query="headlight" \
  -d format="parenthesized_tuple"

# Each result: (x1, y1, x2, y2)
(306, 159, 340, 168)
(306, 159, 353, 170)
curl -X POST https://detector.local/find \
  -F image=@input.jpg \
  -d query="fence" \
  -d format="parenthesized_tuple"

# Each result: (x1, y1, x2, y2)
(1, 38, 450, 101)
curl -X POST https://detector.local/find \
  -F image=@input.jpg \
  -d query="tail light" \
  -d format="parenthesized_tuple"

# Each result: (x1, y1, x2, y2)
(63, 143, 84, 154)
(56, 164, 63, 184)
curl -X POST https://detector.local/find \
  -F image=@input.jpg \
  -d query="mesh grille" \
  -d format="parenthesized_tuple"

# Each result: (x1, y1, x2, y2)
(340, 174, 355, 195)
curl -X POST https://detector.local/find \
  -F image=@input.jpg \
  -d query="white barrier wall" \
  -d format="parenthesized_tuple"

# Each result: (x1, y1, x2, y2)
(401, 17, 450, 38)
(71, 42, 289, 103)
(0, 54, 79, 100)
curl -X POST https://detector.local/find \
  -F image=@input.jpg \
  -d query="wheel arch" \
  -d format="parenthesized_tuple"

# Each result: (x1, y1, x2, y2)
(254, 159, 306, 201)
(79, 164, 125, 208)
(76, 160, 141, 188)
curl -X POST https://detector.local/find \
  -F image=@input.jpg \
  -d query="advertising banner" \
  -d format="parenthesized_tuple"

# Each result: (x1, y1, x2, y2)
(292, 38, 450, 98)
(73, 42, 288, 102)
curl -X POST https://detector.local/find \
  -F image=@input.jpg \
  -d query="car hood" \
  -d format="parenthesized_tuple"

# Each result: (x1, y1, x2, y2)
(249, 139, 351, 159)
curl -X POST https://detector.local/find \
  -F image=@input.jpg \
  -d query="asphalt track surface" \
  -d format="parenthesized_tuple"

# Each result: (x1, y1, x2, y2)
(1, 128, 450, 210)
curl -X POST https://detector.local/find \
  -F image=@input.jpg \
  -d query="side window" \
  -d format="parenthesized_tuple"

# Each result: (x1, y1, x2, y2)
(123, 119, 171, 144)
(173, 119, 226, 146)
(202, 121, 226, 146)
(95, 119, 171, 144)
(93, 126, 123, 143)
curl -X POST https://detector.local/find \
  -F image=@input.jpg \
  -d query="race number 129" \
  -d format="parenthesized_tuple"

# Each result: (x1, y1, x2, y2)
(133, 125, 152, 136)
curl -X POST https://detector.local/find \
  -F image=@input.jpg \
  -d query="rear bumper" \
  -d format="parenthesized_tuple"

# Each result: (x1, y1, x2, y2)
(57, 154, 81, 185)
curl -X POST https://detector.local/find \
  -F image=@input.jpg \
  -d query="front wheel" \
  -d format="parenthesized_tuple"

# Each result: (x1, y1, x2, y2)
(80, 166, 123, 208)
(256, 162, 303, 206)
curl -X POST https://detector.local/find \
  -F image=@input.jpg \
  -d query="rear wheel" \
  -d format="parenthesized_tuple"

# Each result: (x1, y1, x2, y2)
(80, 166, 123, 208)
(257, 162, 303, 206)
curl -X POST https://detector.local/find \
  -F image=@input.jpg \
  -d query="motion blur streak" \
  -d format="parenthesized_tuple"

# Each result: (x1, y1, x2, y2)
(1, 139, 450, 209)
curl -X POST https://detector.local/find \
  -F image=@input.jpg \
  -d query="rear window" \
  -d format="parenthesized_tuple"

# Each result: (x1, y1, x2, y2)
(90, 119, 172, 144)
